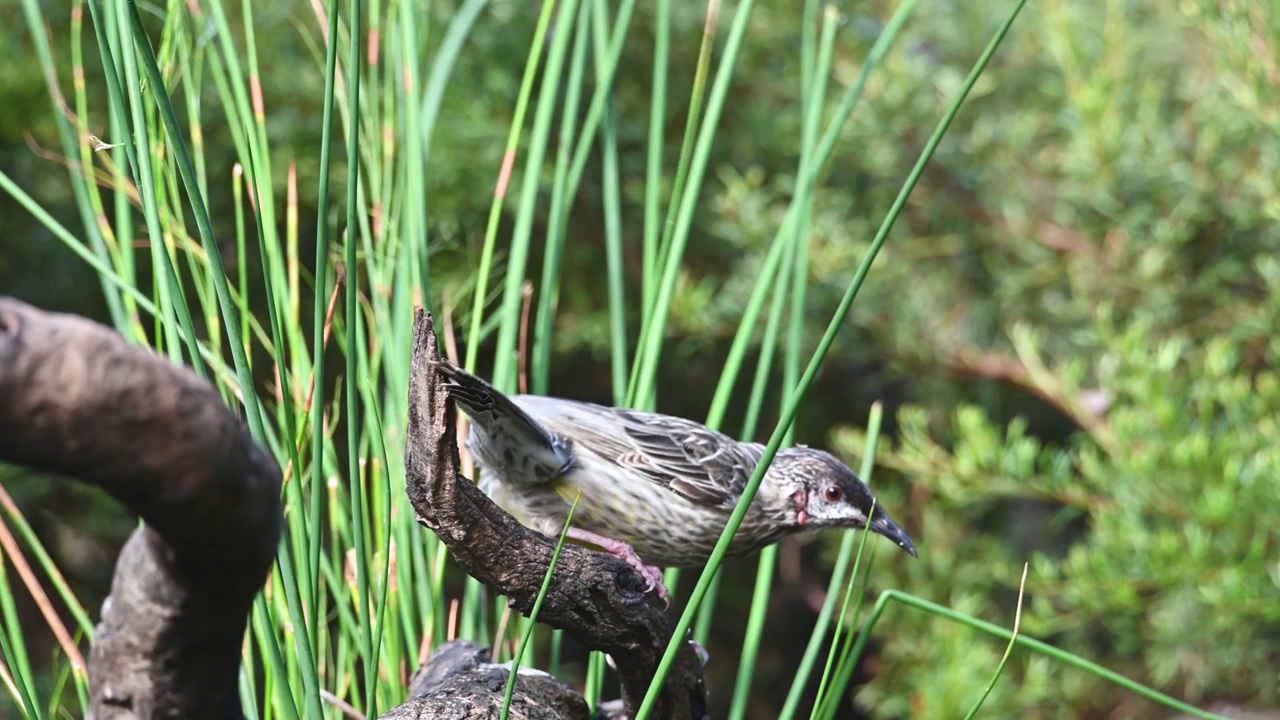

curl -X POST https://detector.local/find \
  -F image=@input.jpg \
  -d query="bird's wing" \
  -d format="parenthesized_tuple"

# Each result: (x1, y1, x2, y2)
(517, 397, 764, 509)
(435, 361, 574, 485)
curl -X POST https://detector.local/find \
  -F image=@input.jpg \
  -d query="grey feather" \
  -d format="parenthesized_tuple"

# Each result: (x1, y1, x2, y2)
(433, 359, 917, 569)
(527, 400, 765, 509)
(434, 361, 574, 486)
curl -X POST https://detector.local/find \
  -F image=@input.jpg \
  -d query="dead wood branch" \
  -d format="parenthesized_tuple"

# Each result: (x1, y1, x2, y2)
(0, 297, 282, 720)
(403, 308, 707, 720)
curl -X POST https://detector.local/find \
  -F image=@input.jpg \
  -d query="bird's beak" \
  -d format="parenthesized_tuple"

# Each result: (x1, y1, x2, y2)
(869, 511, 918, 558)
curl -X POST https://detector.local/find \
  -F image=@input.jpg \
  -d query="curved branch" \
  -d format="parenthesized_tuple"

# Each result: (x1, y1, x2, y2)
(404, 308, 707, 720)
(0, 297, 282, 720)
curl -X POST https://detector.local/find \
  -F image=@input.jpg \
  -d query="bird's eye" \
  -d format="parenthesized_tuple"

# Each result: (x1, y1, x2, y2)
(823, 486, 843, 503)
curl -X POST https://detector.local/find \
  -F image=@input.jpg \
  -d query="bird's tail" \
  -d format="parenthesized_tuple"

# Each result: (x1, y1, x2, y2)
(433, 360, 573, 485)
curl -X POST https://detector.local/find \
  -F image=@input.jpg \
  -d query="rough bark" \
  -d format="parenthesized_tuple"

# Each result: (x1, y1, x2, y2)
(0, 297, 282, 720)
(403, 308, 708, 720)
(378, 639, 592, 720)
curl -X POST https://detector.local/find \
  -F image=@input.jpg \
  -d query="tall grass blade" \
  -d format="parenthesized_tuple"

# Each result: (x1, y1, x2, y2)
(636, 1, 1030, 715)
(962, 563, 1030, 720)
(840, 590, 1230, 720)
(500, 496, 581, 720)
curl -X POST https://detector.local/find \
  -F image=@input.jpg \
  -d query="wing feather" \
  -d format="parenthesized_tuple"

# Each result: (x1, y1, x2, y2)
(513, 396, 764, 509)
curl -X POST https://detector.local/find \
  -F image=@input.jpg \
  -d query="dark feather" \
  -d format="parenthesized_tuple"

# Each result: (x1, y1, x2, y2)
(435, 361, 573, 484)
(519, 398, 765, 509)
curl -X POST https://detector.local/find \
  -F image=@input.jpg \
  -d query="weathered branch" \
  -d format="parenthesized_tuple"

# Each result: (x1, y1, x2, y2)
(379, 639, 592, 719)
(942, 346, 1115, 444)
(0, 297, 282, 720)
(404, 308, 707, 720)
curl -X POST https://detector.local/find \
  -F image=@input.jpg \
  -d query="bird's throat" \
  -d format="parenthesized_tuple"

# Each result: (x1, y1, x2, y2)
(793, 489, 809, 527)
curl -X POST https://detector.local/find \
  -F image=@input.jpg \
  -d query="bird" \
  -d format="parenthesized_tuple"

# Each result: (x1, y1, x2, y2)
(435, 360, 917, 601)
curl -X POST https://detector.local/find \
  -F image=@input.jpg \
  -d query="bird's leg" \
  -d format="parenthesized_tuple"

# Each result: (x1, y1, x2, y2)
(566, 527, 670, 604)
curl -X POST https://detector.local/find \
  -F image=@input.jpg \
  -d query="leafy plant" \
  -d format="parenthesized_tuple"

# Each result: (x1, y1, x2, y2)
(1, 0, 1276, 718)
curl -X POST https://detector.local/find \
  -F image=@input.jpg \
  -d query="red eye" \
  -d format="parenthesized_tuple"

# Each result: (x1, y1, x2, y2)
(823, 486, 843, 503)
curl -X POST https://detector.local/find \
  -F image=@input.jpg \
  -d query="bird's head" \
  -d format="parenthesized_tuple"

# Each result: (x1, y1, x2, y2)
(770, 447, 917, 557)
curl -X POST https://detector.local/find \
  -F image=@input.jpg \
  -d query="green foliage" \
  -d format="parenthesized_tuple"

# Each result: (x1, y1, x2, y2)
(3, 0, 1278, 717)
(728, 2, 1267, 713)
(803, 2, 1280, 715)
(835, 319, 1280, 717)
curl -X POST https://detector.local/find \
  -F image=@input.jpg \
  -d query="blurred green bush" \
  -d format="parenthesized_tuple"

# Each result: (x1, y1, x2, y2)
(596, 0, 1280, 715)
(803, 0, 1278, 716)
(2, 0, 1276, 717)
(835, 323, 1280, 716)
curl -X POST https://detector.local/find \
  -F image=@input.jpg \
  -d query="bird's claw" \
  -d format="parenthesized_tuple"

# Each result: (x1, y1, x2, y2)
(565, 527, 672, 606)
(638, 563, 671, 607)
(690, 639, 710, 666)
(618, 553, 670, 606)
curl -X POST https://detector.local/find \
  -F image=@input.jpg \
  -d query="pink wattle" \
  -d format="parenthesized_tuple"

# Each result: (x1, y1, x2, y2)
(797, 510, 809, 526)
